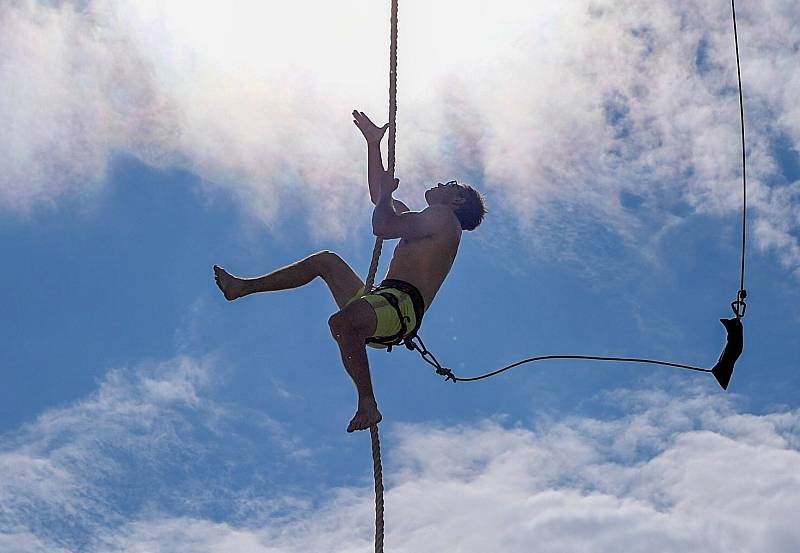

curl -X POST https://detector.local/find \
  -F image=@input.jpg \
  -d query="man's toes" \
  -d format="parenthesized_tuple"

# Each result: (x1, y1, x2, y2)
(347, 415, 364, 433)
(347, 411, 381, 433)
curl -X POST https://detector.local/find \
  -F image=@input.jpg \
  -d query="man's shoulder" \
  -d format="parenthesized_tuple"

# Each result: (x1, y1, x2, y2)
(422, 204, 450, 214)
(422, 204, 459, 223)
(419, 206, 461, 241)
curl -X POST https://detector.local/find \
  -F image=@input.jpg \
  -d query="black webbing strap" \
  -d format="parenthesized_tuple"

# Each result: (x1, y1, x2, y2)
(406, 334, 456, 381)
(365, 291, 411, 351)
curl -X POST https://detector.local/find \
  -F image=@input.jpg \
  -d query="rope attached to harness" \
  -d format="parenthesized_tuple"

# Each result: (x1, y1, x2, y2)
(407, 335, 714, 383)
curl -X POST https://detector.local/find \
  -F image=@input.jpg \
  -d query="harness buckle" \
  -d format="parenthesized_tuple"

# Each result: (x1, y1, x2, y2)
(436, 367, 457, 382)
(731, 289, 747, 318)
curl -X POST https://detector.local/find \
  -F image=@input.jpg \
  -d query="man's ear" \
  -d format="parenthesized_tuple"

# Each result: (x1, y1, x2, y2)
(451, 194, 467, 208)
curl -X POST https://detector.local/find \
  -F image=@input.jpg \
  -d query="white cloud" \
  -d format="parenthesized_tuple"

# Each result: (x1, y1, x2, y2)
(107, 391, 799, 553)
(2, 370, 799, 552)
(1, 0, 799, 273)
(0, 355, 306, 550)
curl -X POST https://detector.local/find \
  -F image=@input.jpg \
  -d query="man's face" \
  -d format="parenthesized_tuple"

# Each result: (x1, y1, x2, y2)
(425, 181, 464, 207)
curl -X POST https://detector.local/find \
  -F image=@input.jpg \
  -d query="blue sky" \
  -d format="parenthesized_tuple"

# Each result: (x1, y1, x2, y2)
(2, 1, 800, 552)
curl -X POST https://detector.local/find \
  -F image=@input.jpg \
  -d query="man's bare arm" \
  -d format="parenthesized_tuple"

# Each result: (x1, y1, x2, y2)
(367, 143, 411, 214)
(374, 204, 455, 240)
(373, 175, 454, 240)
(366, 142, 384, 205)
(354, 110, 409, 213)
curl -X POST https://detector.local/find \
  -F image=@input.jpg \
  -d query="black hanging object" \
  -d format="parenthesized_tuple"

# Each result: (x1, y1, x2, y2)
(711, 317, 743, 390)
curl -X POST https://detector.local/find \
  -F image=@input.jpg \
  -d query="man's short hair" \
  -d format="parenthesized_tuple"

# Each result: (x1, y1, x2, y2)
(454, 184, 488, 231)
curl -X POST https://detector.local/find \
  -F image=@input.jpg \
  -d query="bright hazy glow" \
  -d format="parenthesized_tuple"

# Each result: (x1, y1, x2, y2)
(1, 0, 799, 270)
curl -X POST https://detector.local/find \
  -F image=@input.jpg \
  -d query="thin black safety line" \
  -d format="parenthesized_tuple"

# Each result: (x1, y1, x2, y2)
(448, 355, 711, 383)
(406, 336, 711, 384)
(731, 0, 748, 317)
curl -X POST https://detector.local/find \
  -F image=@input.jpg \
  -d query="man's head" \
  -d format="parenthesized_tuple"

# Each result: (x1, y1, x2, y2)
(425, 180, 488, 231)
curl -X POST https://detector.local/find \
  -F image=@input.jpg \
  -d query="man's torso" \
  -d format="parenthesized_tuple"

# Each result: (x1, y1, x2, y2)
(384, 221, 461, 309)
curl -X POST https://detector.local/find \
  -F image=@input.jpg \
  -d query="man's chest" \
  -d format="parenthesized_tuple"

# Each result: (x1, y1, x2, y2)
(394, 236, 457, 266)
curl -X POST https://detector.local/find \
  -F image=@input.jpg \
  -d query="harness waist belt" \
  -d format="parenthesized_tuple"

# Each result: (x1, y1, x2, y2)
(365, 278, 426, 349)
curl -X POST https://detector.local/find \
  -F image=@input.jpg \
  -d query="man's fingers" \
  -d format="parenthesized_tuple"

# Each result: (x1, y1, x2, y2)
(352, 110, 390, 136)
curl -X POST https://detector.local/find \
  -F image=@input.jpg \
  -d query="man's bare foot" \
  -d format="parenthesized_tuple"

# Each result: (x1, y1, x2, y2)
(213, 265, 245, 301)
(347, 399, 382, 433)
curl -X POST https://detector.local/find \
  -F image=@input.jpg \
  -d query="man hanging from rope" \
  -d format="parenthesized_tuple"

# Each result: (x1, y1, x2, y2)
(213, 110, 488, 432)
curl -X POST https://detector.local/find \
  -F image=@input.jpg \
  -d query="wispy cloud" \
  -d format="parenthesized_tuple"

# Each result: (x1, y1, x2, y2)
(0, 355, 305, 550)
(2, 0, 799, 273)
(2, 367, 798, 552)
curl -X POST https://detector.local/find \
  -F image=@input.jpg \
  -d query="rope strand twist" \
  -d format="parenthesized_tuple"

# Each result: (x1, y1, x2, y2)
(370, 425, 385, 553)
(366, 3, 398, 552)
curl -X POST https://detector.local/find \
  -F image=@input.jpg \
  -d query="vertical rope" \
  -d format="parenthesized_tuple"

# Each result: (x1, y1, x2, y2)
(365, 0, 398, 294)
(365, 239, 383, 292)
(367, 3, 397, 552)
(387, 0, 398, 178)
(730, 0, 748, 318)
(370, 425, 385, 553)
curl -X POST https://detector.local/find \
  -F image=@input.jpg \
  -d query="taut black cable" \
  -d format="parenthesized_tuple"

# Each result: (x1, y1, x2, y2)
(731, 0, 748, 318)
(406, 336, 711, 384)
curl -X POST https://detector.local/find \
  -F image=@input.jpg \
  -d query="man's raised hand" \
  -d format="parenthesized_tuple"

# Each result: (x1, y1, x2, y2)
(353, 110, 388, 144)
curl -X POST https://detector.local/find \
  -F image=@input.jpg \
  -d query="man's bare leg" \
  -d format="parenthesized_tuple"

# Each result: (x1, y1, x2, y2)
(214, 250, 357, 302)
(214, 258, 319, 301)
(329, 305, 381, 432)
(215, 252, 380, 431)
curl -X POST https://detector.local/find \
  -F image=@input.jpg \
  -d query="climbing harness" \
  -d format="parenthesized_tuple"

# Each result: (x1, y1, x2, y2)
(361, 1, 749, 550)
(364, 279, 425, 351)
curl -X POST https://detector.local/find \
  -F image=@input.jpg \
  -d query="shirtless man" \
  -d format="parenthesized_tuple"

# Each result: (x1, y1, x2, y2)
(213, 110, 487, 432)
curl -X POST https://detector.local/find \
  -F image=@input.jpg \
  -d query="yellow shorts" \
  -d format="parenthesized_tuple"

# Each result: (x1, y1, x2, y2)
(346, 279, 426, 349)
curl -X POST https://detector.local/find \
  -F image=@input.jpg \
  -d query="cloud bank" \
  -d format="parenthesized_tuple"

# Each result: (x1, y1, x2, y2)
(1, 356, 798, 552)
(0, 356, 308, 551)
(2, 0, 799, 271)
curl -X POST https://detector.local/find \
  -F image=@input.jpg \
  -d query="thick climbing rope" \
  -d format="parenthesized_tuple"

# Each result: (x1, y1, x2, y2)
(364, 1, 398, 552)
(365, 0, 399, 295)
(370, 425, 385, 553)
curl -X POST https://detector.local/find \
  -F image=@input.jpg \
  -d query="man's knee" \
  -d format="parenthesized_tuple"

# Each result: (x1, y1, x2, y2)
(310, 250, 342, 275)
(329, 302, 375, 339)
(328, 311, 350, 338)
